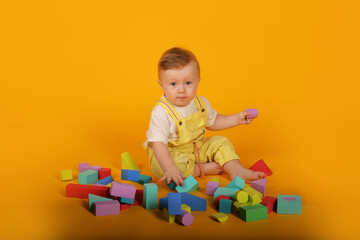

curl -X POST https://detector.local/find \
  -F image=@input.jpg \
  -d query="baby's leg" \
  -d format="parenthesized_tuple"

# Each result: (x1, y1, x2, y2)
(192, 162, 223, 178)
(223, 159, 266, 182)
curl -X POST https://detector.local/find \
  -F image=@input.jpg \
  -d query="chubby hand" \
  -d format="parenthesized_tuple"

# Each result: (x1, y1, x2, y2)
(238, 111, 253, 125)
(159, 166, 186, 186)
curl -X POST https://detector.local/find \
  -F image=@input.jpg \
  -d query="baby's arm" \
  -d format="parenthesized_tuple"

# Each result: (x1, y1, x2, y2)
(207, 111, 252, 131)
(149, 141, 186, 186)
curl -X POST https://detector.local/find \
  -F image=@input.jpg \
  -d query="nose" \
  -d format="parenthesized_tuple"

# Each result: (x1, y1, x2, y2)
(177, 84, 185, 93)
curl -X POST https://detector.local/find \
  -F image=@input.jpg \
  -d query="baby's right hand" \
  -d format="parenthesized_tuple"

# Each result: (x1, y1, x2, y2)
(159, 166, 186, 186)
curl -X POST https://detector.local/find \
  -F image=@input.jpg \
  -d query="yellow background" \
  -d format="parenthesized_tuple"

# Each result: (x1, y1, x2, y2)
(1, 0, 359, 239)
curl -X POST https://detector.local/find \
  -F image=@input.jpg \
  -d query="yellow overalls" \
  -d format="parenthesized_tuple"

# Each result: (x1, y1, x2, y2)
(144, 96, 240, 178)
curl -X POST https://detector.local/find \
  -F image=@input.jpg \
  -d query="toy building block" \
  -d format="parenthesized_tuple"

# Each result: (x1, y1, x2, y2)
(251, 178, 267, 196)
(249, 159, 273, 176)
(212, 213, 228, 222)
(177, 210, 194, 226)
(211, 176, 221, 184)
(216, 195, 232, 209)
(245, 108, 258, 119)
(244, 185, 263, 205)
(66, 183, 110, 199)
(117, 197, 134, 204)
(164, 208, 176, 223)
(131, 174, 152, 184)
(94, 200, 120, 216)
(175, 176, 199, 193)
(232, 201, 242, 213)
(121, 152, 140, 171)
(121, 169, 140, 181)
(206, 181, 220, 196)
(60, 169, 73, 181)
(159, 197, 168, 210)
(78, 169, 98, 185)
(234, 190, 249, 203)
(166, 181, 177, 190)
(277, 195, 302, 215)
(99, 168, 111, 180)
(213, 187, 238, 204)
(110, 182, 136, 199)
(219, 199, 232, 214)
(168, 193, 182, 215)
(181, 204, 191, 213)
(93, 175, 113, 186)
(106, 183, 111, 187)
(93, 183, 106, 186)
(120, 204, 131, 210)
(226, 176, 245, 190)
(143, 183, 158, 209)
(79, 163, 90, 172)
(261, 196, 277, 214)
(90, 165, 102, 171)
(88, 194, 113, 211)
(181, 192, 206, 211)
(239, 204, 268, 222)
(133, 189, 144, 206)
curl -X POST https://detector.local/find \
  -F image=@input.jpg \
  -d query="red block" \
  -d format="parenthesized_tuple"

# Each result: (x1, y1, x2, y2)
(249, 159, 273, 176)
(133, 189, 144, 206)
(215, 195, 232, 209)
(66, 183, 110, 199)
(99, 168, 111, 180)
(261, 196, 277, 214)
(120, 203, 131, 210)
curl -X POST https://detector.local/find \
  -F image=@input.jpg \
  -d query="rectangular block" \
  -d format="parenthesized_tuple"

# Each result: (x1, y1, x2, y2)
(168, 193, 181, 215)
(175, 176, 199, 193)
(206, 181, 220, 195)
(239, 204, 268, 222)
(94, 200, 120, 216)
(110, 182, 136, 199)
(213, 187, 238, 204)
(93, 175, 113, 186)
(133, 189, 144, 206)
(131, 174, 152, 184)
(159, 192, 206, 211)
(143, 183, 158, 209)
(118, 197, 134, 204)
(99, 168, 111, 180)
(277, 195, 302, 215)
(79, 163, 89, 172)
(121, 169, 140, 181)
(66, 183, 110, 199)
(90, 165, 102, 171)
(78, 169, 98, 185)
(219, 199, 232, 214)
(88, 194, 113, 211)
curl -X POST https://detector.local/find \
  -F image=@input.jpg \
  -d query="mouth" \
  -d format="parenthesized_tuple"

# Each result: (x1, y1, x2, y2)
(177, 97, 187, 100)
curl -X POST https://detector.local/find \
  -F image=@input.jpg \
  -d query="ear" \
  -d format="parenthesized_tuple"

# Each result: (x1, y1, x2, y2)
(157, 79, 164, 91)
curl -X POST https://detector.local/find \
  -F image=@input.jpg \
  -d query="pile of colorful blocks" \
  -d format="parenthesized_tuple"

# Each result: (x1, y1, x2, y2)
(60, 152, 302, 226)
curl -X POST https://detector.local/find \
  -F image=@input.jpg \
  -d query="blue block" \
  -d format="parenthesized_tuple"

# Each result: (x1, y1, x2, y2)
(166, 181, 177, 190)
(213, 187, 238, 204)
(168, 193, 181, 215)
(121, 169, 140, 181)
(159, 197, 168, 210)
(175, 176, 199, 193)
(131, 174, 152, 184)
(143, 183, 158, 209)
(93, 175, 113, 185)
(159, 193, 207, 211)
(219, 199, 232, 214)
(226, 176, 245, 190)
(117, 197, 135, 204)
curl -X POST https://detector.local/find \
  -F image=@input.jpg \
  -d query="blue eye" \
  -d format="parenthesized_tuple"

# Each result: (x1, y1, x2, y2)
(185, 81, 192, 85)
(170, 82, 176, 86)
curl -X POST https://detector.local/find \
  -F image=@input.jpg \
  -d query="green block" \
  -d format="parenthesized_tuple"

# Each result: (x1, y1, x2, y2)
(78, 169, 98, 185)
(143, 183, 158, 209)
(88, 194, 113, 211)
(239, 204, 268, 222)
(213, 187, 238, 204)
(277, 195, 302, 215)
(175, 176, 199, 193)
(118, 197, 135, 204)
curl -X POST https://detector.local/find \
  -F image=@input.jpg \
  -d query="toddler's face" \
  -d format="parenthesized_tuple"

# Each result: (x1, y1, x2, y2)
(158, 61, 200, 107)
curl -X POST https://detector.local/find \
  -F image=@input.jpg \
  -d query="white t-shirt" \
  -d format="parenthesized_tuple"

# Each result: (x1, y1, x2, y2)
(145, 95, 218, 147)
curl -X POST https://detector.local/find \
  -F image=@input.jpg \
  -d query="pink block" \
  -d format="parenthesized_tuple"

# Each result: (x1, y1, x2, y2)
(206, 181, 220, 195)
(79, 163, 90, 173)
(94, 200, 120, 216)
(110, 181, 136, 199)
(90, 165, 102, 171)
(177, 210, 194, 226)
(93, 183, 106, 186)
(251, 178, 267, 196)
(245, 108, 258, 119)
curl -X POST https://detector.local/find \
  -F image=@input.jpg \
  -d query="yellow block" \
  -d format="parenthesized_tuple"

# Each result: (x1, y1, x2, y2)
(234, 190, 249, 203)
(164, 208, 175, 223)
(59, 169, 73, 181)
(106, 183, 112, 187)
(121, 152, 141, 171)
(212, 213, 228, 222)
(181, 204, 191, 213)
(244, 185, 263, 204)
(211, 176, 220, 183)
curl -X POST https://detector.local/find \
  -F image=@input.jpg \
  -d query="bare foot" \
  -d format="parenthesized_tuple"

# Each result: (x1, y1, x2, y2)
(193, 162, 223, 178)
(223, 159, 266, 182)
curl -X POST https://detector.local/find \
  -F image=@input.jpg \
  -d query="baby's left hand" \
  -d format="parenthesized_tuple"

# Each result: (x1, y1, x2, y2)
(238, 111, 253, 125)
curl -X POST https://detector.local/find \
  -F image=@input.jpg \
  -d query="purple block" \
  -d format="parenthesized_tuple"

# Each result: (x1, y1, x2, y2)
(110, 181, 136, 199)
(79, 163, 90, 173)
(245, 108, 258, 119)
(90, 165, 102, 171)
(94, 200, 120, 216)
(177, 210, 194, 226)
(206, 181, 220, 196)
(93, 183, 106, 186)
(251, 178, 267, 196)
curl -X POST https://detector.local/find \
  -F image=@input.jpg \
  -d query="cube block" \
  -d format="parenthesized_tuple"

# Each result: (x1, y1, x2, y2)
(239, 204, 268, 222)
(60, 169, 73, 181)
(277, 195, 302, 215)
(78, 170, 98, 185)
(121, 169, 140, 181)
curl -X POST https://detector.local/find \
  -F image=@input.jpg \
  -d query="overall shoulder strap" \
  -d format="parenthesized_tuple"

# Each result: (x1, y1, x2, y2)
(194, 96, 207, 112)
(156, 99, 181, 123)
